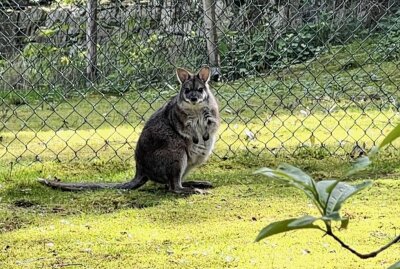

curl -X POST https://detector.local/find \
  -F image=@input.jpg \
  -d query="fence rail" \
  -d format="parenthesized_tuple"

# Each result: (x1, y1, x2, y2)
(1, 0, 400, 164)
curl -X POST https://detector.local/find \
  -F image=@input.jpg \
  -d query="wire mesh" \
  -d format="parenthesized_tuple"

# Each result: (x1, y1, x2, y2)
(0, 0, 400, 165)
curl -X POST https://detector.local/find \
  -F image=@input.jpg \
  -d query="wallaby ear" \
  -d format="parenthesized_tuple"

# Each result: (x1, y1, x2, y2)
(197, 66, 211, 83)
(176, 68, 192, 84)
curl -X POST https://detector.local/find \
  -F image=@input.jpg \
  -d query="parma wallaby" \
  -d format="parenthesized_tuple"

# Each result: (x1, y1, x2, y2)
(38, 66, 220, 194)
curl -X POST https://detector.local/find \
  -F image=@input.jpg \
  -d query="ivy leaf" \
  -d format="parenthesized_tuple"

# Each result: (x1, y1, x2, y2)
(255, 216, 321, 242)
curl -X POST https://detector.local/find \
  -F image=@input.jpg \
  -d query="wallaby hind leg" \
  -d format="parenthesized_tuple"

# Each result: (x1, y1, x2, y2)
(181, 164, 213, 190)
(166, 153, 209, 195)
(168, 173, 209, 195)
(182, 181, 213, 189)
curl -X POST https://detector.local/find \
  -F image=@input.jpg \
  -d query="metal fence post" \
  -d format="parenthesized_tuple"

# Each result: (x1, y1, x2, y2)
(202, 0, 221, 81)
(86, 0, 98, 85)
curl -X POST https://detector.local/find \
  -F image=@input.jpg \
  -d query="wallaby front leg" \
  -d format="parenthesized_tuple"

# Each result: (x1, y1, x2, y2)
(201, 109, 218, 141)
(204, 118, 219, 141)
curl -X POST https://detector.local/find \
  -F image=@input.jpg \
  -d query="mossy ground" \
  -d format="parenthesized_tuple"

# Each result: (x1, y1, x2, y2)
(0, 155, 399, 268)
(1, 40, 400, 268)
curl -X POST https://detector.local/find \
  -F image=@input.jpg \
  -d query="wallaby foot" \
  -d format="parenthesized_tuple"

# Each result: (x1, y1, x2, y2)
(170, 186, 209, 195)
(182, 181, 213, 189)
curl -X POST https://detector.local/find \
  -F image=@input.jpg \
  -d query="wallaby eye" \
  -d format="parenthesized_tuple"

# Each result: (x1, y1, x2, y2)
(197, 88, 204, 92)
(184, 87, 190, 93)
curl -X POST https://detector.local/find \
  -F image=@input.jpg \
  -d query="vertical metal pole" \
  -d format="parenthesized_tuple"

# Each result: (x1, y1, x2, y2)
(202, 0, 221, 81)
(86, 0, 98, 85)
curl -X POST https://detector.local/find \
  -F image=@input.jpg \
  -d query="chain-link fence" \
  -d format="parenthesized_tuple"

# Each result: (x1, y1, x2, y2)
(1, 0, 400, 165)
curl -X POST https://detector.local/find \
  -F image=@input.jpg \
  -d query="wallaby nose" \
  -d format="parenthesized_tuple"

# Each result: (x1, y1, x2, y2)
(190, 97, 198, 102)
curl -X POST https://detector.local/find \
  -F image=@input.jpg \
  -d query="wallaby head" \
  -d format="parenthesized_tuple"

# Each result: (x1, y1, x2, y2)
(176, 66, 211, 107)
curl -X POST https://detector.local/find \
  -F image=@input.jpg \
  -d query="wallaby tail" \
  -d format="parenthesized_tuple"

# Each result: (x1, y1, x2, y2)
(38, 175, 148, 191)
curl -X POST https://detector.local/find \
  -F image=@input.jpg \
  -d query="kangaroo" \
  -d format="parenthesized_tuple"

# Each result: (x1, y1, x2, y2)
(38, 66, 220, 194)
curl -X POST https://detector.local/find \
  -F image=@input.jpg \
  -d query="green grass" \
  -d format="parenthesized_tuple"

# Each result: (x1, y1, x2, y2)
(1, 38, 400, 268)
(0, 155, 399, 268)
(1, 37, 400, 163)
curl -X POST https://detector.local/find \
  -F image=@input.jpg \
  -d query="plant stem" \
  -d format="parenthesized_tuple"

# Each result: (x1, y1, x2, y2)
(324, 224, 400, 259)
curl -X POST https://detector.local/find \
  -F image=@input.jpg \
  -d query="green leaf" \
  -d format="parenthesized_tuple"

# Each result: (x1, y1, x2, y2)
(340, 217, 349, 229)
(322, 212, 342, 221)
(219, 42, 229, 55)
(325, 181, 373, 216)
(380, 123, 400, 149)
(255, 164, 320, 210)
(255, 216, 321, 242)
(388, 261, 400, 269)
(368, 145, 379, 158)
(316, 180, 339, 209)
(38, 27, 59, 37)
(345, 156, 372, 177)
(320, 210, 350, 228)
(277, 164, 314, 189)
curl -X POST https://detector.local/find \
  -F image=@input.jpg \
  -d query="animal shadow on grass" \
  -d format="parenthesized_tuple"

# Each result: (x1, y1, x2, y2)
(0, 181, 198, 233)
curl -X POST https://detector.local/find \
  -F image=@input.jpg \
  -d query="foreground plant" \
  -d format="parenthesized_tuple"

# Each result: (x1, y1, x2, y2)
(255, 124, 400, 268)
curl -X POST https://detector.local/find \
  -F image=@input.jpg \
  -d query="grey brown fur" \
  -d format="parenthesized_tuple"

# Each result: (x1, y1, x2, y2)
(38, 66, 220, 194)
